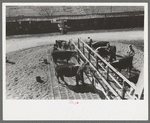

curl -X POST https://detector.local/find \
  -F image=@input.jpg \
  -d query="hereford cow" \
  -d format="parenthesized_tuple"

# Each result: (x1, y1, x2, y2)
(51, 50, 79, 64)
(111, 55, 133, 75)
(55, 62, 89, 85)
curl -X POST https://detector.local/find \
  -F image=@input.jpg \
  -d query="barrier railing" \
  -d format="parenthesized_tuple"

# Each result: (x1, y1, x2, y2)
(70, 38, 137, 99)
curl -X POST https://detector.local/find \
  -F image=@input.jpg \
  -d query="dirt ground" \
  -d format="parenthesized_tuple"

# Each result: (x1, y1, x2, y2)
(6, 28, 144, 53)
(5, 28, 144, 100)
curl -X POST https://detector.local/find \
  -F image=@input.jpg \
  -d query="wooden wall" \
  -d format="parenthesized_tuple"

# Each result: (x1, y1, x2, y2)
(6, 15, 144, 36)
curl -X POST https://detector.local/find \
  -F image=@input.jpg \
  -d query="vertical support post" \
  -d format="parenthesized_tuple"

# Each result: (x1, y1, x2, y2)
(78, 38, 80, 49)
(88, 39, 92, 62)
(107, 65, 109, 81)
(122, 81, 126, 99)
(81, 70, 84, 85)
(96, 56, 99, 70)
(78, 38, 80, 63)
(88, 49, 91, 61)
(83, 42, 85, 55)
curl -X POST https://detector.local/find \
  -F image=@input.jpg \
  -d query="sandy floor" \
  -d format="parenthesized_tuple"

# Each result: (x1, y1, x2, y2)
(5, 28, 144, 100)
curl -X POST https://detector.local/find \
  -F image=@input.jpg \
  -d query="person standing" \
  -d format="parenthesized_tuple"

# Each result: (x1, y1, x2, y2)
(127, 45, 135, 57)
(87, 37, 93, 46)
(105, 43, 116, 62)
(58, 23, 64, 34)
(127, 45, 135, 75)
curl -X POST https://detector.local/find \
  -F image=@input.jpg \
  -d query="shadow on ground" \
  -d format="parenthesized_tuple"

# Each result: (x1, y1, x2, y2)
(60, 79, 106, 99)
(6, 60, 15, 65)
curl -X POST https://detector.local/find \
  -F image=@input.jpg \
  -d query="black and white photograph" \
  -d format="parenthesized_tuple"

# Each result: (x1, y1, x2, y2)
(3, 2, 148, 120)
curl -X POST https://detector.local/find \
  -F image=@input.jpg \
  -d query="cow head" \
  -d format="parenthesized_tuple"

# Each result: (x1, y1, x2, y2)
(53, 44, 58, 51)
(61, 42, 68, 50)
(67, 40, 74, 50)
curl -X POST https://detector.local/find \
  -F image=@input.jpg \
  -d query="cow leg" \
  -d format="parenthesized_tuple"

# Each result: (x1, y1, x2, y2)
(114, 54, 116, 61)
(81, 71, 85, 86)
(75, 74, 79, 86)
(66, 58, 69, 63)
(53, 58, 57, 64)
(60, 76, 65, 82)
(109, 54, 112, 63)
(55, 72, 60, 82)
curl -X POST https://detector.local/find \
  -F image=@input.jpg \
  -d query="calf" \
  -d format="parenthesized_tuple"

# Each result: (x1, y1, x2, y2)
(51, 50, 78, 64)
(111, 55, 133, 75)
(55, 62, 89, 85)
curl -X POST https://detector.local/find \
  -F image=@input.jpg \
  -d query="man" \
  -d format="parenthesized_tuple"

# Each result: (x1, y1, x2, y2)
(105, 43, 116, 62)
(58, 22, 68, 34)
(127, 45, 135, 57)
(86, 37, 93, 46)
(126, 45, 135, 72)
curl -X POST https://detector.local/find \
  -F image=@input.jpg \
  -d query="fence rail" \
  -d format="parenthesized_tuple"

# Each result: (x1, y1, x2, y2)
(70, 38, 139, 100)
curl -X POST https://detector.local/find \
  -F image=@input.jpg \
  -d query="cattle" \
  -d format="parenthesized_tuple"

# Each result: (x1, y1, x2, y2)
(61, 41, 72, 50)
(55, 62, 89, 85)
(111, 55, 133, 75)
(91, 41, 110, 49)
(96, 46, 116, 62)
(96, 47, 109, 58)
(55, 40, 67, 48)
(55, 40, 72, 50)
(53, 44, 58, 51)
(51, 50, 79, 64)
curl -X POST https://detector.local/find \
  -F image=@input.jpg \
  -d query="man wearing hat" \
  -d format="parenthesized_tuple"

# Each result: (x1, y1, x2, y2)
(127, 45, 135, 71)
(127, 45, 135, 57)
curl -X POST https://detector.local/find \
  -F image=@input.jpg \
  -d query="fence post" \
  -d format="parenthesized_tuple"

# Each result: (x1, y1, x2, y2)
(78, 38, 80, 49)
(81, 70, 84, 85)
(96, 56, 99, 69)
(122, 81, 126, 99)
(88, 39, 92, 61)
(78, 38, 80, 63)
(107, 65, 109, 81)
(83, 43, 85, 55)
